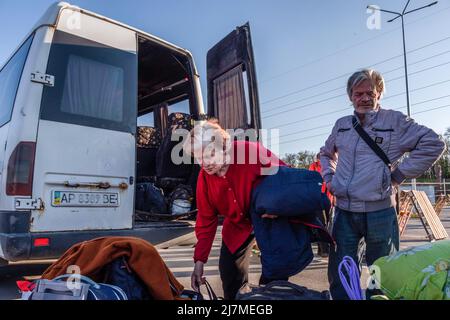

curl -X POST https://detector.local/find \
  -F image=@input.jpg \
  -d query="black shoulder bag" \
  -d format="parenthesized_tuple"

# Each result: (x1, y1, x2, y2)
(352, 116, 391, 168)
(352, 116, 401, 212)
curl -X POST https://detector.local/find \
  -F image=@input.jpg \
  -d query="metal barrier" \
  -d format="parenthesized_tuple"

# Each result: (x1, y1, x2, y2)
(400, 180, 450, 204)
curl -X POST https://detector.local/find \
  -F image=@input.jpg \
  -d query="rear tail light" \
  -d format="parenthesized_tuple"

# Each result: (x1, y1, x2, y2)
(6, 142, 36, 196)
(33, 238, 50, 247)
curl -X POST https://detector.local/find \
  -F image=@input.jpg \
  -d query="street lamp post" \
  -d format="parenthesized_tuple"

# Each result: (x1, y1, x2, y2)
(367, 0, 438, 117)
(367, 1, 438, 192)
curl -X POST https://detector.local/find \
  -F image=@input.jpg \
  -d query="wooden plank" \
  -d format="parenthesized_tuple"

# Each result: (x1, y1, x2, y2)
(416, 191, 443, 239)
(412, 191, 448, 240)
(398, 194, 413, 236)
(434, 196, 446, 216)
(410, 194, 433, 241)
(411, 191, 438, 240)
(399, 212, 412, 236)
(410, 191, 430, 240)
(415, 192, 438, 237)
(434, 195, 449, 217)
(421, 192, 448, 239)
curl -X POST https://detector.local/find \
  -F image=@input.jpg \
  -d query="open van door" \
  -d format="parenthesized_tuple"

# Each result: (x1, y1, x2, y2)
(206, 23, 261, 132)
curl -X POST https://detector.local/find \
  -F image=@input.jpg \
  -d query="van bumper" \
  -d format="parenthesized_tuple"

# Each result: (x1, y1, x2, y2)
(0, 211, 194, 262)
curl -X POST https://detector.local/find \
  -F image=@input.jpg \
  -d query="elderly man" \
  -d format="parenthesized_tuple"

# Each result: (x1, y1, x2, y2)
(320, 69, 446, 300)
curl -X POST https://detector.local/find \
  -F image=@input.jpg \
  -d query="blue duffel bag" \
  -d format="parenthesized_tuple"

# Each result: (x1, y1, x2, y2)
(22, 274, 128, 300)
(252, 166, 327, 218)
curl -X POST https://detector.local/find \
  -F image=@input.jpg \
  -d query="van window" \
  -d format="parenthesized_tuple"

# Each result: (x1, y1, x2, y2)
(212, 64, 248, 130)
(137, 111, 154, 127)
(61, 55, 124, 122)
(167, 98, 190, 116)
(40, 30, 137, 133)
(0, 35, 34, 127)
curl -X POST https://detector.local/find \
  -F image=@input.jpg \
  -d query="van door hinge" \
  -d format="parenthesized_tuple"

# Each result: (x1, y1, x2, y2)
(15, 198, 44, 211)
(31, 72, 55, 87)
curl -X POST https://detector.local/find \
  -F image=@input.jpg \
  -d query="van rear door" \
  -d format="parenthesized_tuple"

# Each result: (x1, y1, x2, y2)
(30, 11, 137, 232)
(206, 22, 261, 131)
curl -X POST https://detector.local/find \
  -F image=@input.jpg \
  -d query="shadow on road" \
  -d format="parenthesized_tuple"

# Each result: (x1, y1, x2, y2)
(0, 262, 51, 300)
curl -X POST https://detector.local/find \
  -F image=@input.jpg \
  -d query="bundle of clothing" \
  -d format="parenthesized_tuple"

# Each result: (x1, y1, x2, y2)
(39, 237, 185, 300)
(371, 240, 450, 300)
(250, 166, 334, 280)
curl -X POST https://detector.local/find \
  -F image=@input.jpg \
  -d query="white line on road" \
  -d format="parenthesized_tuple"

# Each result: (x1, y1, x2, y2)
(170, 264, 262, 273)
(164, 257, 219, 262)
(157, 246, 220, 253)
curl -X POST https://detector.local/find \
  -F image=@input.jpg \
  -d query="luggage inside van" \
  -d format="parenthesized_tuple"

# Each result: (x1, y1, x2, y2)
(135, 111, 197, 220)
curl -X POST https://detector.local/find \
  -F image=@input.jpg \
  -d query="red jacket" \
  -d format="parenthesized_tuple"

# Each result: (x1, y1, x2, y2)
(309, 161, 333, 203)
(194, 141, 285, 263)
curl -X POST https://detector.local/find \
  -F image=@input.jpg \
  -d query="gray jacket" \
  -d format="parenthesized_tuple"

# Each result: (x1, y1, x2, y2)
(320, 107, 446, 213)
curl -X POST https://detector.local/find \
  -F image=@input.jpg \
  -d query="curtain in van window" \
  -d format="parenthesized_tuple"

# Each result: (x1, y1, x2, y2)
(213, 64, 248, 130)
(61, 55, 124, 122)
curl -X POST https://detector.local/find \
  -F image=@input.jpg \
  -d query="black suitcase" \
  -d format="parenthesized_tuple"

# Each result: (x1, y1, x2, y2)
(235, 281, 330, 300)
(135, 182, 168, 215)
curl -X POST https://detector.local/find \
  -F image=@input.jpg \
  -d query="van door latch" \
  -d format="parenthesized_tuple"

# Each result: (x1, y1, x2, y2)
(15, 198, 44, 211)
(31, 72, 55, 87)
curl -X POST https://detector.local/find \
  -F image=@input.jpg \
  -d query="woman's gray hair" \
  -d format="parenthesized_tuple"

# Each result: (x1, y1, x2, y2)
(182, 121, 231, 160)
(347, 69, 385, 98)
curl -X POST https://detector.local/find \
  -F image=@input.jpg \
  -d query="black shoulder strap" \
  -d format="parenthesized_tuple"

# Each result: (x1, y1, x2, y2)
(352, 116, 391, 168)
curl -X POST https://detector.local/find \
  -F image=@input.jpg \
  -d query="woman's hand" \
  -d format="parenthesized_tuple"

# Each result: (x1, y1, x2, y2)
(331, 195, 336, 207)
(191, 261, 206, 292)
(261, 213, 278, 219)
(326, 180, 334, 196)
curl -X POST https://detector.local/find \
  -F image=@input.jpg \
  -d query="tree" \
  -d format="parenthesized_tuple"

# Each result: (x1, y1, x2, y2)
(282, 153, 298, 167)
(445, 127, 450, 140)
(427, 127, 450, 181)
(282, 150, 316, 169)
(441, 127, 450, 179)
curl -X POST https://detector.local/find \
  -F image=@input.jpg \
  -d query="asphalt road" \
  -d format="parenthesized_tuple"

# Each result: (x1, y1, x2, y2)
(1, 208, 449, 300)
(166, 207, 450, 298)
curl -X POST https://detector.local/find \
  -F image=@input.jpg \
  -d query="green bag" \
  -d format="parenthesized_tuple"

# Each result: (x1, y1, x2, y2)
(371, 240, 450, 300)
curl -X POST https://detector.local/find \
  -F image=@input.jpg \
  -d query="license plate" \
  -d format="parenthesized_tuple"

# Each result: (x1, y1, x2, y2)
(51, 191, 119, 207)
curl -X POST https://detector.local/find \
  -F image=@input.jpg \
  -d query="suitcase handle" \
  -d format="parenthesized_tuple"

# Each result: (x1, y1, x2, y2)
(25, 279, 90, 300)
(53, 274, 101, 289)
(201, 280, 223, 300)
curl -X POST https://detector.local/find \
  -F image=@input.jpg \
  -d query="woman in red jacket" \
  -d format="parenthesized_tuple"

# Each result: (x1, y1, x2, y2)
(183, 121, 284, 300)
(309, 153, 333, 257)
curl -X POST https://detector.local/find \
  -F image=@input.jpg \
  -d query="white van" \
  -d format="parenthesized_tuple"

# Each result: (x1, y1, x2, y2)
(0, 2, 261, 264)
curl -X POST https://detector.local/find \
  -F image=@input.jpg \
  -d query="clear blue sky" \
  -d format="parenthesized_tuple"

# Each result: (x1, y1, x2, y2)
(1, 0, 449, 156)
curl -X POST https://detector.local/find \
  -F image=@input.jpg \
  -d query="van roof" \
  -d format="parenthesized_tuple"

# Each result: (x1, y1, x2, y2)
(1, 1, 195, 70)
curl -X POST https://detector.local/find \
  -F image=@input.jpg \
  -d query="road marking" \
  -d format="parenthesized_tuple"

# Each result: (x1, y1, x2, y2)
(164, 257, 219, 262)
(170, 264, 262, 273)
(157, 246, 220, 253)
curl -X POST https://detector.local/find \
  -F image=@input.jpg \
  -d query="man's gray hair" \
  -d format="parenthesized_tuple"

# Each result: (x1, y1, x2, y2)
(347, 69, 385, 99)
